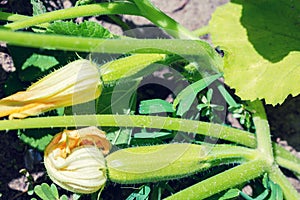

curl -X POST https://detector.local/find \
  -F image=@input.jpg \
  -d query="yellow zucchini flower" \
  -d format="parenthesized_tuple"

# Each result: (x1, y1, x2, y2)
(0, 59, 102, 119)
(44, 126, 111, 194)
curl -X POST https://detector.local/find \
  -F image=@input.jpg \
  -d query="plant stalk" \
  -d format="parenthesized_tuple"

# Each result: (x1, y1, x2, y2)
(268, 164, 300, 200)
(0, 115, 299, 174)
(132, 0, 198, 39)
(4, 2, 140, 30)
(250, 100, 274, 164)
(165, 159, 268, 200)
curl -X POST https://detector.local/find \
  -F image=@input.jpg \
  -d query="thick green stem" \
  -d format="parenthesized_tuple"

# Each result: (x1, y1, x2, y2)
(4, 2, 140, 30)
(165, 159, 268, 200)
(0, 115, 299, 174)
(0, 29, 216, 53)
(274, 144, 300, 174)
(250, 100, 274, 164)
(132, 0, 197, 39)
(0, 114, 256, 147)
(0, 113, 299, 176)
(268, 165, 300, 200)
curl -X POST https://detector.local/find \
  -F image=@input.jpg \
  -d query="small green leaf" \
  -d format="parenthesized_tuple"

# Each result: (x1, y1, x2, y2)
(47, 21, 114, 38)
(174, 74, 221, 116)
(216, 82, 239, 107)
(254, 189, 269, 200)
(18, 128, 59, 151)
(50, 184, 59, 199)
(139, 99, 175, 114)
(34, 183, 57, 200)
(21, 53, 59, 72)
(269, 181, 283, 200)
(30, 0, 46, 16)
(126, 185, 151, 200)
(134, 131, 172, 139)
(60, 195, 69, 200)
(262, 173, 269, 188)
(206, 88, 213, 102)
(106, 129, 132, 146)
(219, 188, 240, 200)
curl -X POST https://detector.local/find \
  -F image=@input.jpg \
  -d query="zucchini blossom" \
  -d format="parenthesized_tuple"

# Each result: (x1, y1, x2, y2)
(44, 126, 111, 194)
(0, 59, 102, 119)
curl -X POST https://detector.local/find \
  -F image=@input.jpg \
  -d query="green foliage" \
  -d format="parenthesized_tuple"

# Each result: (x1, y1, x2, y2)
(33, 183, 70, 200)
(106, 128, 132, 146)
(220, 174, 284, 200)
(47, 21, 114, 39)
(209, 0, 300, 105)
(126, 185, 150, 200)
(31, 0, 46, 16)
(229, 104, 253, 131)
(219, 188, 240, 200)
(18, 128, 59, 151)
(197, 88, 224, 121)
(21, 53, 59, 72)
(139, 99, 175, 114)
(173, 73, 221, 116)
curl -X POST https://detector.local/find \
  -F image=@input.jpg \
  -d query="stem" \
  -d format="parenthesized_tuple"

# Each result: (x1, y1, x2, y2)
(268, 165, 300, 200)
(0, 114, 256, 147)
(0, 11, 30, 22)
(0, 115, 299, 174)
(193, 25, 210, 37)
(274, 144, 300, 174)
(165, 159, 267, 200)
(4, 2, 141, 30)
(0, 29, 213, 54)
(132, 0, 197, 39)
(250, 100, 274, 163)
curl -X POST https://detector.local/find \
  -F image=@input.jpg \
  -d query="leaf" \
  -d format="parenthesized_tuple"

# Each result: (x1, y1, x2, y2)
(30, 0, 46, 16)
(106, 129, 132, 146)
(126, 185, 151, 200)
(269, 180, 283, 200)
(60, 195, 69, 200)
(18, 128, 60, 151)
(219, 188, 240, 200)
(174, 74, 221, 116)
(34, 183, 58, 200)
(47, 21, 114, 39)
(134, 131, 172, 139)
(50, 184, 59, 199)
(21, 53, 59, 72)
(139, 99, 175, 114)
(209, 0, 300, 105)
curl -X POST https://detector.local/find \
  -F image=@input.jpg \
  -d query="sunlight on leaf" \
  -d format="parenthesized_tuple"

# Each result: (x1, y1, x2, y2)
(21, 53, 59, 72)
(47, 21, 114, 38)
(209, 0, 300, 105)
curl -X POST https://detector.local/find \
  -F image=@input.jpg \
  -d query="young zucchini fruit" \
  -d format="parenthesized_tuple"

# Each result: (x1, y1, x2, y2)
(106, 143, 212, 184)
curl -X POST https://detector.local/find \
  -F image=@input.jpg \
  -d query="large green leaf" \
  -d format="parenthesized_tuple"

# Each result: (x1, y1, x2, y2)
(209, 0, 300, 105)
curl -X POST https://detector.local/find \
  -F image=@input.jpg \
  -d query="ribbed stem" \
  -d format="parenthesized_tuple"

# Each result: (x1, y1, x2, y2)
(165, 159, 267, 200)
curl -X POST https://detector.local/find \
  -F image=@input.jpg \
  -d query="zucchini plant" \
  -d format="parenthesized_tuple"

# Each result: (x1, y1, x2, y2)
(0, 0, 299, 199)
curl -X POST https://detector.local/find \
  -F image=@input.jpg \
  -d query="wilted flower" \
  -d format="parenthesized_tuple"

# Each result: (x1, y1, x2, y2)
(0, 59, 102, 119)
(44, 126, 111, 194)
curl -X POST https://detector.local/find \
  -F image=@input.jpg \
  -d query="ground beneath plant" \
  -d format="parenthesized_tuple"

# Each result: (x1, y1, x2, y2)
(0, 0, 299, 199)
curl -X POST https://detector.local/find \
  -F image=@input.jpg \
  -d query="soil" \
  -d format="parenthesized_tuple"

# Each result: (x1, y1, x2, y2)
(0, 0, 299, 199)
